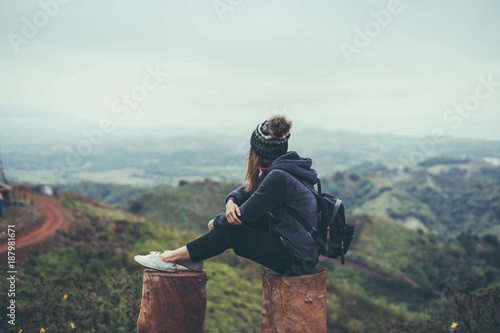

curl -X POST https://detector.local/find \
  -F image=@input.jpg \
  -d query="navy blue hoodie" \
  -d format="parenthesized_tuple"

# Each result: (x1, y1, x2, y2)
(213, 151, 318, 260)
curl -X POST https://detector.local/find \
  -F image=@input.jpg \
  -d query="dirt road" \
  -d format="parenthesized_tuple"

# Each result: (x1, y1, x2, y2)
(324, 256, 421, 288)
(0, 190, 74, 260)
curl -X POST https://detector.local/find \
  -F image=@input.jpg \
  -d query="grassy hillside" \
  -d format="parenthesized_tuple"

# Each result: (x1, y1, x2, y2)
(118, 180, 500, 331)
(322, 159, 500, 241)
(387, 284, 500, 333)
(1, 184, 499, 332)
(348, 215, 500, 292)
(60, 181, 160, 204)
(116, 180, 240, 235)
(0, 193, 265, 332)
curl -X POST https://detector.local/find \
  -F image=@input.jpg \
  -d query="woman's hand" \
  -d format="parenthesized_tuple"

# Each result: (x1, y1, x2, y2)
(208, 219, 215, 232)
(225, 199, 242, 225)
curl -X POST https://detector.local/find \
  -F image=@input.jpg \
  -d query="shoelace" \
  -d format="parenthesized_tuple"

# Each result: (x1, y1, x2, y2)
(149, 251, 177, 268)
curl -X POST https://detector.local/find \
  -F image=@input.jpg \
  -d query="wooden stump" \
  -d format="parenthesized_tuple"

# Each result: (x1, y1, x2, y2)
(262, 265, 327, 333)
(137, 269, 208, 333)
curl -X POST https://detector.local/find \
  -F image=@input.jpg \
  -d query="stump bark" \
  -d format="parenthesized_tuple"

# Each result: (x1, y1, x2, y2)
(137, 269, 208, 333)
(262, 265, 327, 333)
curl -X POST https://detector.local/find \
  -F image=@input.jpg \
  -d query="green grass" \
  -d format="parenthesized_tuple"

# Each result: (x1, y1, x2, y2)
(0, 193, 266, 332)
(348, 214, 500, 292)
(1, 182, 499, 332)
(116, 180, 241, 235)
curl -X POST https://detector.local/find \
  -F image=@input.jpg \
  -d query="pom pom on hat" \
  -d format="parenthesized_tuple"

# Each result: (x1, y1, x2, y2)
(268, 115, 292, 139)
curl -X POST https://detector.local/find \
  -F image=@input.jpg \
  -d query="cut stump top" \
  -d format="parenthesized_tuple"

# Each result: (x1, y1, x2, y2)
(262, 265, 327, 278)
(143, 269, 207, 278)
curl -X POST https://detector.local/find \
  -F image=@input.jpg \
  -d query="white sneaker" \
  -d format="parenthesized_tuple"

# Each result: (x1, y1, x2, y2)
(134, 251, 177, 272)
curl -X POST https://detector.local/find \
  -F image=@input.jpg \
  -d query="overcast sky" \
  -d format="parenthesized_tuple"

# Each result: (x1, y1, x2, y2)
(1, 0, 499, 140)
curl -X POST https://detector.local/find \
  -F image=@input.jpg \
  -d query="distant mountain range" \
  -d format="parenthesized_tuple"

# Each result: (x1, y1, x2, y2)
(2, 122, 499, 186)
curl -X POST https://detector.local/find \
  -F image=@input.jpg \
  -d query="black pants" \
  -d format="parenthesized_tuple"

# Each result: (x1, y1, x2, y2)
(186, 218, 318, 276)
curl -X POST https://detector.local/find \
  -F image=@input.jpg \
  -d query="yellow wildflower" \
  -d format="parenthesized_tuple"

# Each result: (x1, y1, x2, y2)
(40, 329, 45, 333)
(19, 330, 22, 333)
(70, 322, 75, 329)
(63, 294, 68, 300)
(451, 322, 458, 328)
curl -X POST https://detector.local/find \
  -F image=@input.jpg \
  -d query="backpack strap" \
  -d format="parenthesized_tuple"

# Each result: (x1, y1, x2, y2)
(332, 199, 343, 223)
(272, 168, 344, 233)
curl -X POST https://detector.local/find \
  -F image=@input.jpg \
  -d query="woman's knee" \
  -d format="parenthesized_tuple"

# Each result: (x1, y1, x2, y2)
(211, 227, 233, 246)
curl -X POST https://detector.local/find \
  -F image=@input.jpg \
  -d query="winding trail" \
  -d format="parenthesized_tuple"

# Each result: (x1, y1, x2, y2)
(0, 189, 74, 261)
(323, 256, 421, 288)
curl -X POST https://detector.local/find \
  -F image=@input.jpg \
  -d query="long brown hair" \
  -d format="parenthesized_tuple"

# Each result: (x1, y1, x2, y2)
(244, 148, 273, 193)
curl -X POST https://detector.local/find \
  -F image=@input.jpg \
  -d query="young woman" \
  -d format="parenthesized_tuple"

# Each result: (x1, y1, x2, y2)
(134, 115, 319, 276)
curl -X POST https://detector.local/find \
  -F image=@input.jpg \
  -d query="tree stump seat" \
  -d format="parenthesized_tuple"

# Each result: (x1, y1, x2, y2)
(137, 269, 208, 333)
(262, 265, 327, 333)
(137, 265, 328, 332)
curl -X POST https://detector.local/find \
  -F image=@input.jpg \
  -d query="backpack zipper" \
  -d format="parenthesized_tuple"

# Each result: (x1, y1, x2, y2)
(267, 211, 274, 235)
(341, 239, 345, 265)
(326, 225, 330, 252)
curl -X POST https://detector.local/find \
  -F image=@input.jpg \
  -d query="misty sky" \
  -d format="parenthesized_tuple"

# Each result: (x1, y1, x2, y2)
(1, 0, 499, 140)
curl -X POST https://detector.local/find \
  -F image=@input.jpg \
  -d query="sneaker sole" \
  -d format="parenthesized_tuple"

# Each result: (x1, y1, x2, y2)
(176, 263, 203, 272)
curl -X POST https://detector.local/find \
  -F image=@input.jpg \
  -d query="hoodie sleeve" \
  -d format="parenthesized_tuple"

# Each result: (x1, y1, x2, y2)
(214, 171, 287, 228)
(225, 185, 251, 205)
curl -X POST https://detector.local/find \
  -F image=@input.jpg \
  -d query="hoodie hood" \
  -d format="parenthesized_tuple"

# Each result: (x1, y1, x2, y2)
(269, 151, 317, 184)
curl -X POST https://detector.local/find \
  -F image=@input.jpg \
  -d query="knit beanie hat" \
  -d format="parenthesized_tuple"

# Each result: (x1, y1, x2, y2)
(250, 115, 292, 160)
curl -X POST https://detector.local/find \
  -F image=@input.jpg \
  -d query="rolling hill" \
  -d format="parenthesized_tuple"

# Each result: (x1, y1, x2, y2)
(320, 158, 500, 241)
(1, 183, 499, 332)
